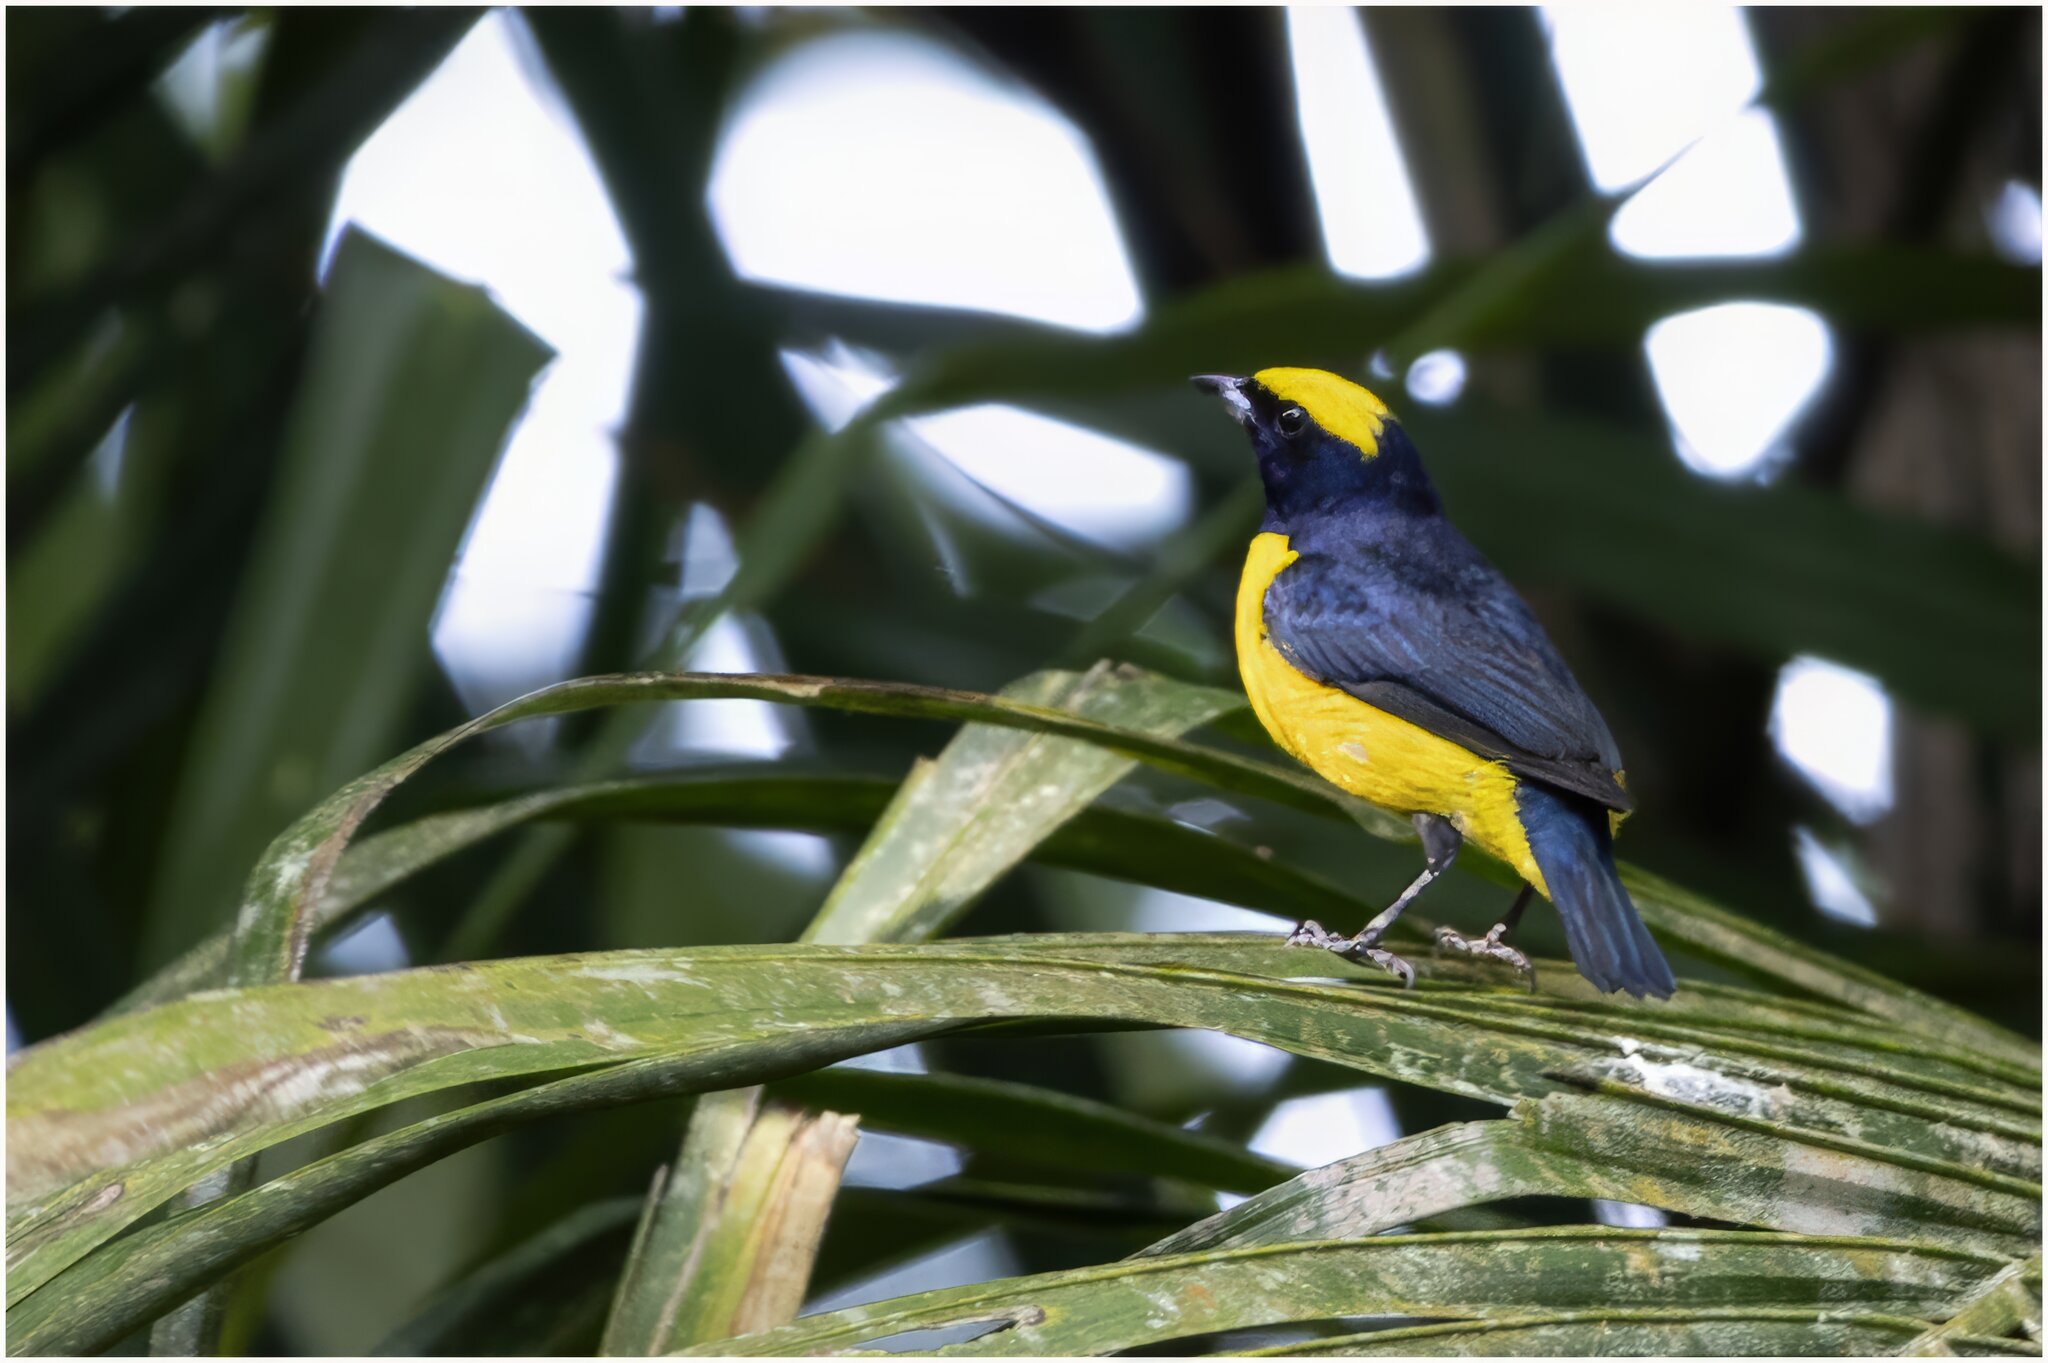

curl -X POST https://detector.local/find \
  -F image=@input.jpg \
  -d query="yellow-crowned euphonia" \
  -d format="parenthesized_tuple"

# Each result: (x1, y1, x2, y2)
(1195, 367, 1674, 999)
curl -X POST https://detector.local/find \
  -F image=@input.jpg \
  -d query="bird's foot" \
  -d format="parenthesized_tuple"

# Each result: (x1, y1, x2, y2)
(1284, 920, 1416, 988)
(1347, 944, 1417, 988)
(1284, 919, 1349, 951)
(1433, 922, 1536, 990)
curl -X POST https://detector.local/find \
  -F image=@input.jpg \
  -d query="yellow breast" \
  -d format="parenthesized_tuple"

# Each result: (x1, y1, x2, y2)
(1234, 531, 1545, 893)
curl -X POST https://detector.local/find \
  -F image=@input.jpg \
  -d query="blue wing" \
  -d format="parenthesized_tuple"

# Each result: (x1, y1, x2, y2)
(1264, 518, 1632, 812)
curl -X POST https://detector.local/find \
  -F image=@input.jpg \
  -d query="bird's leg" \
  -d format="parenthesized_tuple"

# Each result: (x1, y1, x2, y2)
(1434, 884, 1538, 989)
(1286, 814, 1460, 988)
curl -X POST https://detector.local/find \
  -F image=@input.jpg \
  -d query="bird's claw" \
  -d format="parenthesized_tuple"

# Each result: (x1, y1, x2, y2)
(1351, 944, 1416, 988)
(1284, 920, 1416, 988)
(1284, 919, 1348, 950)
(1433, 922, 1536, 990)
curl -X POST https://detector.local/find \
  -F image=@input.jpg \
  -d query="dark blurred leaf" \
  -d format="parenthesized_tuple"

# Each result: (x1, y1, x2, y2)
(846, 1176, 1196, 1242)
(1406, 403, 2041, 739)
(7, 9, 481, 395)
(1753, 5, 1979, 111)
(772, 1069, 1294, 1196)
(1494, 243, 2038, 346)
(6, 405, 165, 710)
(1053, 480, 1265, 670)
(6, 7, 227, 185)
(5, 316, 157, 546)
(371, 1197, 641, 1356)
(857, 249, 2035, 419)
(523, 6, 807, 491)
(138, 228, 550, 974)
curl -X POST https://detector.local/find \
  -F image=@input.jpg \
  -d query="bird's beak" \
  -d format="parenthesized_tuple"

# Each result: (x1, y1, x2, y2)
(1191, 373, 1252, 423)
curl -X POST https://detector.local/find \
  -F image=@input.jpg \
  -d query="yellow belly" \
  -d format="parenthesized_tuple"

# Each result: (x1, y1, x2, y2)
(1235, 531, 1546, 893)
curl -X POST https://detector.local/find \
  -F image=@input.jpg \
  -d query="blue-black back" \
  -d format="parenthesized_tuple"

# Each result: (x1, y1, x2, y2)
(1261, 419, 1631, 811)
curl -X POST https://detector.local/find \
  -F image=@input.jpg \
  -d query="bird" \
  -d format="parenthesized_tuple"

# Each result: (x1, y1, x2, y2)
(1193, 367, 1675, 999)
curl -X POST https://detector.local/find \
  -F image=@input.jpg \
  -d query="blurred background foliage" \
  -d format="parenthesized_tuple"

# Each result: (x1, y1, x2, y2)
(5, 4, 2040, 1354)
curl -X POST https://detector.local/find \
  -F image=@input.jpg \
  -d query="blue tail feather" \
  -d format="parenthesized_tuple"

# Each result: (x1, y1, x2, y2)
(1516, 783, 1675, 999)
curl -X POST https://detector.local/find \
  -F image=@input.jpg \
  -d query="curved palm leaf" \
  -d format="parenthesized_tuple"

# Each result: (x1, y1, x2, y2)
(9, 669, 2039, 1357)
(679, 1230, 2010, 1356)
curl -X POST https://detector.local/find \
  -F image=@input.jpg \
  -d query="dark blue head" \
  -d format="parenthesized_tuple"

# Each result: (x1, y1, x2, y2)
(1192, 368, 1442, 531)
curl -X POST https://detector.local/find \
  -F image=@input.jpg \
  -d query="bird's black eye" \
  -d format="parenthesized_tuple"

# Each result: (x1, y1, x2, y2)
(1276, 406, 1307, 438)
